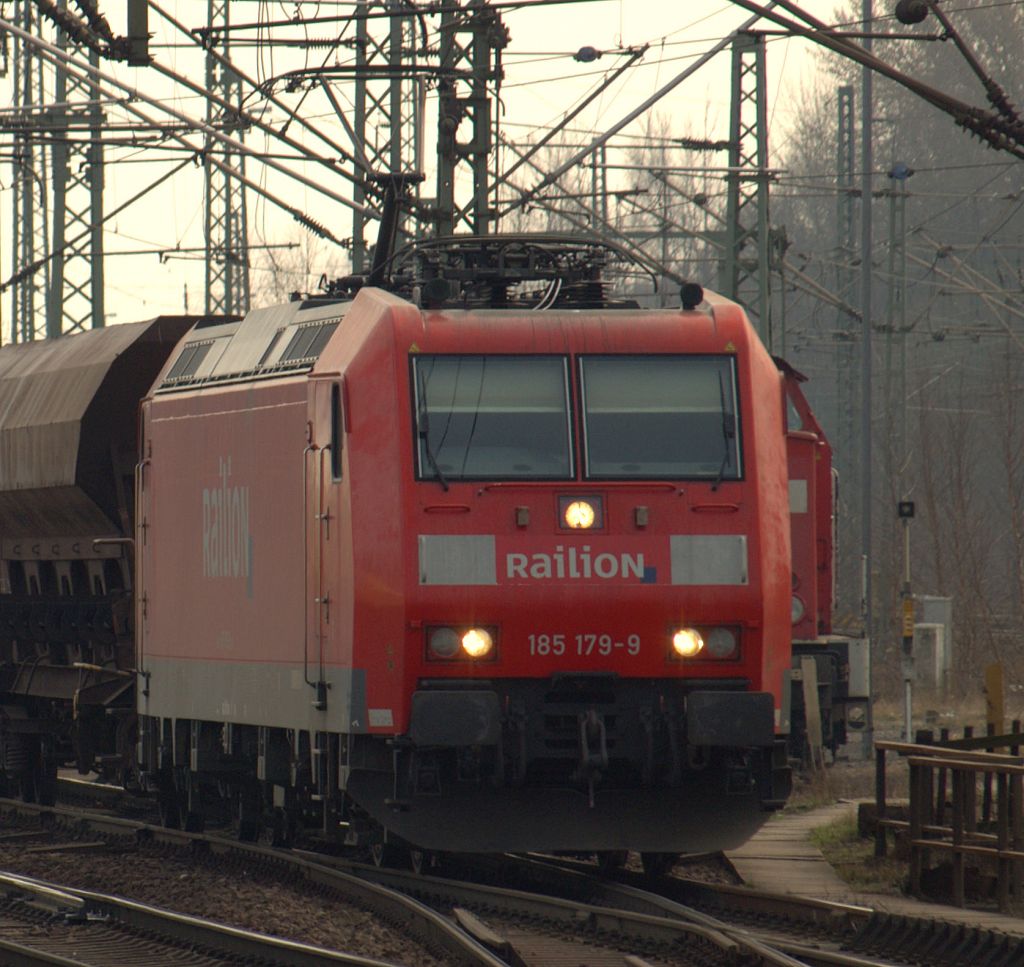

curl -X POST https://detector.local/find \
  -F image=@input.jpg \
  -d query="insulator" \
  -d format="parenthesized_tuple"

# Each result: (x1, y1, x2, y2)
(894, 0, 929, 24)
(681, 282, 705, 311)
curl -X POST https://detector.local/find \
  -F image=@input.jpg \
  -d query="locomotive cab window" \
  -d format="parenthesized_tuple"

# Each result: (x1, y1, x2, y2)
(412, 355, 572, 480)
(580, 355, 742, 480)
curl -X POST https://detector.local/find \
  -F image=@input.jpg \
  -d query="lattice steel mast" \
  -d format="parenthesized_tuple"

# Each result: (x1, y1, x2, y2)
(350, 1, 425, 272)
(434, 0, 507, 236)
(8, 0, 51, 342)
(204, 0, 250, 316)
(723, 31, 771, 345)
(47, 5, 104, 338)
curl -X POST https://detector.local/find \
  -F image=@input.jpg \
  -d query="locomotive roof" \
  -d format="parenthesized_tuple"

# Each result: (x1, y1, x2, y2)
(157, 236, 739, 393)
(155, 298, 350, 393)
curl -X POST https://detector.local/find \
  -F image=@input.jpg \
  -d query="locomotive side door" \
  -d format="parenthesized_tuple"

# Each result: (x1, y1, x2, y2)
(306, 377, 345, 711)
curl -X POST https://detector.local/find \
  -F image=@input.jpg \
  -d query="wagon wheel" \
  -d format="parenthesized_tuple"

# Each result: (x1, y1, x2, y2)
(178, 769, 205, 833)
(640, 851, 677, 878)
(236, 783, 261, 842)
(596, 850, 628, 873)
(370, 840, 406, 869)
(158, 787, 182, 829)
(31, 748, 57, 807)
(260, 807, 293, 848)
(409, 847, 427, 874)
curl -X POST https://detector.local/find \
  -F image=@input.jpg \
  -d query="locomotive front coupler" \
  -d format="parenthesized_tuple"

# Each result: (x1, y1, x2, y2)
(574, 708, 609, 808)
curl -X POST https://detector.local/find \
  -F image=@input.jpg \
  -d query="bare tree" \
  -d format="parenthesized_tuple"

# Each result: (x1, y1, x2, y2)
(248, 230, 350, 308)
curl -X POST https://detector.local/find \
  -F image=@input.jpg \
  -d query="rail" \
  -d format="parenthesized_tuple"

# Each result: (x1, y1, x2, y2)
(874, 731, 1024, 911)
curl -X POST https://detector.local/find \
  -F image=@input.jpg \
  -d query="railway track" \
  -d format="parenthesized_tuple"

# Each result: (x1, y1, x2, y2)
(0, 797, 503, 966)
(0, 870, 398, 966)
(6, 791, 1024, 967)
(484, 853, 1024, 967)
(335, 854, 894, 967)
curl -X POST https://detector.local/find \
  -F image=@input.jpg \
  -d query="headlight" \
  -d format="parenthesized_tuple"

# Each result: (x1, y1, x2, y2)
(791, 595, 806, 625)
(426, 626, 497, 660)
(461, 628, 494, 658)
(564, 500, 596, 529)
(672, 628, 704, 658)
(428, 627, 461, 659)
(558, 495, 604, 530)
(705, 627, 738, 659)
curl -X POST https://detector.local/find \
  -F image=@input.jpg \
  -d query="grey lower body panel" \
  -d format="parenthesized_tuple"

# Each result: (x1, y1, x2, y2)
(139, 657, 365, 734)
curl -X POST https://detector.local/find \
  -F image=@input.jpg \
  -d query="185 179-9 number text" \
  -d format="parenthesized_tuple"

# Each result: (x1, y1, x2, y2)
(527, 633, 641, 656)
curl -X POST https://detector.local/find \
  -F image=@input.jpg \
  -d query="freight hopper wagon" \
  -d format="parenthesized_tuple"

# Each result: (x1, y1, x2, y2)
(135, 237, 798, 862)
(0, 317, 201, 801)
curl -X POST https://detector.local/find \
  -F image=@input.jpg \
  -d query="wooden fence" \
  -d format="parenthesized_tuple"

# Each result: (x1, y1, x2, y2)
(874, 724, 1024, 912)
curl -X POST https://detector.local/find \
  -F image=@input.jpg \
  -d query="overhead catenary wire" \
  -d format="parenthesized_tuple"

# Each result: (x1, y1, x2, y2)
(0, 14, 373, 217)
(147, 1, 375, 187)
(0, 155, 194, 294)
(0, 15, 359, 279)
(501, 4, 776, 218)
(726, 0, 1024, 159)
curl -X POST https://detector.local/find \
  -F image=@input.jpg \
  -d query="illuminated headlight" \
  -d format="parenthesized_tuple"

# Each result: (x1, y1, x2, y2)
(705, 627, 738, 659)
(558, 495, 604, 530)
(672, 628, 704, 658)
(461, 628, 494, 658)
(427, 626, 496, 661)
(428, 627, 461, 659)
(564, 500, 596, 529)
(791, 595, 806, 625)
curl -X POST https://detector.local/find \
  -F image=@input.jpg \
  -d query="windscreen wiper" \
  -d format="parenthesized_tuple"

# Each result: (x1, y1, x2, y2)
(711, 371, 736, 492)
(417, 389, 450, 492)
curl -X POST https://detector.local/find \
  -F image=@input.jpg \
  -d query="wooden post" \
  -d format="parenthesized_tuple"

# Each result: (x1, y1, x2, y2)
(909, 761, 924, 896)
(986, 662, 1005, 735)
(936, 727, 950, 827)
(875, 744, 887, 858)
(997, 771, 1010, 913)
(919, 732, 935, 833)
(952, 768, 965, 907)
(800, 656, 826, 772)
(1012, 773, 1023, 905)
(964, 726, 977, 831)
(984, 722, 996, 825)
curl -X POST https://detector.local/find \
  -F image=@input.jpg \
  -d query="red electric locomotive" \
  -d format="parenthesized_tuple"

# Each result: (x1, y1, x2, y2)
(0, 236, 844, 864)
(133, 237, 796, 859)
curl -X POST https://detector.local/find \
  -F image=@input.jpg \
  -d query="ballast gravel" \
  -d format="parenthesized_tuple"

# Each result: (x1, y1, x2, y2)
(0, 837, 446, 967)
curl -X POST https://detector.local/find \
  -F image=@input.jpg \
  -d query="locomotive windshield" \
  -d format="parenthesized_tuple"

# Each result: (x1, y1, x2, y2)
(413, 355, 572, 480)
(580, 355, 742, 480)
